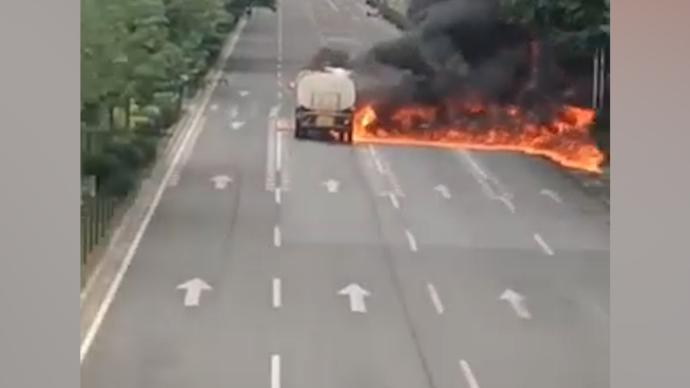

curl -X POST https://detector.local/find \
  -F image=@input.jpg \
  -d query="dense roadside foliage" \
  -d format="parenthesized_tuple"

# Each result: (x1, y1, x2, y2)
(81, 0, 274, 197)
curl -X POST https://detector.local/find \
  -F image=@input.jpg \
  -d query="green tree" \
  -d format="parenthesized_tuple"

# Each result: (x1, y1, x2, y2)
(500, 0, 609, 56)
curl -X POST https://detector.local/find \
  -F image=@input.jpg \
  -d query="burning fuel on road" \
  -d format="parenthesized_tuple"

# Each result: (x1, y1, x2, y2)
(341, 0, 606, 173)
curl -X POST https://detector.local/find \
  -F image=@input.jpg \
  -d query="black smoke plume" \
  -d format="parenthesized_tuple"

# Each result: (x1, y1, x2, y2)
(348, 0, 572, 123)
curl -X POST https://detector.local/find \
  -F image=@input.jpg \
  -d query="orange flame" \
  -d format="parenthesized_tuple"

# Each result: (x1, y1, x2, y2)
(352, 103, 605, 173)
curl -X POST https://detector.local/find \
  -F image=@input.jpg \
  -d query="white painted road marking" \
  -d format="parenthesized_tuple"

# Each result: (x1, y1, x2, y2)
(273, 278, 282, 308)
(498, 196, 516, 213)
(338, 283, 371, 313)
(239, 90, 250, 97)
(271, 355, 281, 388)
(368, 145, 385, 174)
(168, 172, 180, 187)
(405, 230, 418, 252)
(177, 278, 212, 307)
(540, 188, 563, 203)
(231, 121, 245, 130)
(211, 174, 233, 189)
(459, 360, 481, 388)
(275, 188, 282, 204)
(388, 193, 400, 209)
(210, 104, 218, 111)
(79, 16, 248, 364)
(534, 233, 555, 256)
(499, 289, 531, 319)
(434, 184, 451, 199)
(274, 225, 282, 247)
(322, 179, 340, 193)
(325, 0, 339, 11)
(427, 283, 444, 314)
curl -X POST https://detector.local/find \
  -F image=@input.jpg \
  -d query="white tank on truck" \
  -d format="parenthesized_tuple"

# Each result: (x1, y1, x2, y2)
(293, 67, 356, 143)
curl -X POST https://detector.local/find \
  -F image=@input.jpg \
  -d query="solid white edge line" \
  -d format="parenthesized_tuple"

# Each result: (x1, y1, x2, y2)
(274, 225, 282, 247)
(427, 283, 444, 314)
(273, 278, 282, 308)
(534, 233, 555, 256)
(459, 360, 481, 388)
(271, 354, 281, 388)
(405, 229, 418, 252)
(79, 18, 247, 364)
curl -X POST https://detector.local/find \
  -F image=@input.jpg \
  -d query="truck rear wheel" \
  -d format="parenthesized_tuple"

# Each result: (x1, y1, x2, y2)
(294, 120, 303, 139)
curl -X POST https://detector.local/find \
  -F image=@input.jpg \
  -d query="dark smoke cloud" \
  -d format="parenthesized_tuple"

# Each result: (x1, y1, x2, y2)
(348, 0, 571, 117)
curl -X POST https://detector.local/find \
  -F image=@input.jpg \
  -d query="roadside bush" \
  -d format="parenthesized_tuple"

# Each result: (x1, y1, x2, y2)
(103, 140, 147, 171)
(132, 135, 159, 166)
(101, 168, 139, 198)
(81, 151, 122, 180)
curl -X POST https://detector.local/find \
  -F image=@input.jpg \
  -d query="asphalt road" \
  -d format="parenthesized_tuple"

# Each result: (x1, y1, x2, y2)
(81, 1, 609, 387)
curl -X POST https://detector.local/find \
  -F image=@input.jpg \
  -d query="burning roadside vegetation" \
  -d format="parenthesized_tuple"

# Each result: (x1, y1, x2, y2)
(322, 0, 607, 174)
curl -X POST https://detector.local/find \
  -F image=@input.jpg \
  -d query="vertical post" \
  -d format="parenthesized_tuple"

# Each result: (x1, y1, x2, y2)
(599, 48, 607, 111)
(81, 206, 87, 265)
(592, 47, 600, 110)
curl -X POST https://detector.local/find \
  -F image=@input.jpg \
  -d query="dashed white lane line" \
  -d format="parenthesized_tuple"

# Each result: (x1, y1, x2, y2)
(533, 233, 555, 256)
(459, 360, 481, 388)
(388, 193, 400, 209)
(271, 354, 281, 388)
(275, 188, 282, 204)
(274, 225, 282, 247)
(427, 283, 445, 314)
(272, 278, 282, 308)
(405, 229, 418, 252)
(368, 144, 385, 174)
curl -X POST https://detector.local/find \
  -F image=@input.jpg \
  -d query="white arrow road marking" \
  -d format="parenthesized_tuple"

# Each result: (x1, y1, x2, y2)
(231, 121, 245, 130)
(239, 90, 250, 97)
(434, 184, 451, 199)
(322, 179, 340, 193)
(533, 233, 555, 256)
(210, 104, 219, 111)
(338, 283, 371, 313)
(177, 278, 212, 307)
(427, 283, 444, 314)
(211, 175, 233, 189)
(274, 225, 282, 247)
(540, 189, 563, 203)
(405, 230, 418, 252)
(273, 278, 282, 308)
(271, 355, 281, 388)
(459, 360, 481, 388)
(499, 289, 531, 319)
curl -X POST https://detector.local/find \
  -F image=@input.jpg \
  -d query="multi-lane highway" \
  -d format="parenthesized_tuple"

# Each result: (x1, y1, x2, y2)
(80, 1, 609, 387)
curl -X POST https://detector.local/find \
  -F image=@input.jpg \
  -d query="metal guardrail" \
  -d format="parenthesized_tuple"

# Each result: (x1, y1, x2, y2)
(80, 194, 130, 271)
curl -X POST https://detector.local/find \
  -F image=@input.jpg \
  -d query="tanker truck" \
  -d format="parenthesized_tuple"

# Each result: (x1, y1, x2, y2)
(293, 67, 356, 143)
